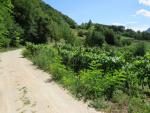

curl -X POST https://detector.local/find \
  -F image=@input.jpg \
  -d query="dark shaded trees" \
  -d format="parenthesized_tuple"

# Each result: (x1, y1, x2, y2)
(0, 0, 17, 47)
(86, 31, 105, 47)
(104, 29, 119, 45)
(12, 0, 47, 43)
(12, 0, 76, 44)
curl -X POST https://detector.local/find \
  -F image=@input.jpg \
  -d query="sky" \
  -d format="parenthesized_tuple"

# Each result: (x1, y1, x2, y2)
(43, 0, 150, 31)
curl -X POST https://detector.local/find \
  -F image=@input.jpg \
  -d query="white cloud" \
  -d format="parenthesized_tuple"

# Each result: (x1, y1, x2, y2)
(112, 21, 149, 31)
(136, 9, 150, 17)
(126, 21, 138, 24)
(126, 24, 149, 31)
(112, 22, 138, 26)
(112, 22, 124, 26)
(138, 0, 150, 6)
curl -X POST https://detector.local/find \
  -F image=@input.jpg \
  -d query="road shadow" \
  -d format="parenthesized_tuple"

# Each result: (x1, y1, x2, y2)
(45, 78, 53, 83)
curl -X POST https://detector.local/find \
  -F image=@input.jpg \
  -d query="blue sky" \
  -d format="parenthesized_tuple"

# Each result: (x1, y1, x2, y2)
(43, 0, 150, 31)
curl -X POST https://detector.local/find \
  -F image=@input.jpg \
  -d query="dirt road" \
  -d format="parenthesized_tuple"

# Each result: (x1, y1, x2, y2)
(0, 50, 101, 113)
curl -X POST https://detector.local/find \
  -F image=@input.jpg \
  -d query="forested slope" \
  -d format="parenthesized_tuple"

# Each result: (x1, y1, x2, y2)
(0, 0, 77, 48)
(1, 0, 150, 48)
(0, 0, 16, 47)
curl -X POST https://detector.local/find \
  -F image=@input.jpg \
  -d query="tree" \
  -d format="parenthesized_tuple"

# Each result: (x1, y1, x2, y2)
(86, 31, 105, 47)
(12, 0, 76, 44)
(133, 42, 146, 57)
(62, 15, 77, 29)
(86, 20, 92, 29)
(0, 0, 14, 47)
(104, 29, 118, 45)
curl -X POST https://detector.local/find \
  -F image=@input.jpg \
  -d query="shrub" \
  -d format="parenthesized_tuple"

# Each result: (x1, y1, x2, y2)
(112, 90, 129, 105)
(51, 62, 68, 81)
(62, 73, 76, 89)
(121, 39, 131, 46)
(133, 42, 146, 57)
(0, 37, 10, 48)
(89, 98, 108, 110)
(78, 29, 89, 37)
(23, 43, 150, 112)
(79, 70, 104, 100)
(104, 29, 120, 46)
(86, 31, 105, 47)
(128, 97, 150, 113)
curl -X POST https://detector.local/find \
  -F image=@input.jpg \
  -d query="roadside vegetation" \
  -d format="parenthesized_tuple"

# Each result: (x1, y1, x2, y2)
(0, 47, 19, 53)
(23, 42, 150, 113)
(1, 0, 150, 112)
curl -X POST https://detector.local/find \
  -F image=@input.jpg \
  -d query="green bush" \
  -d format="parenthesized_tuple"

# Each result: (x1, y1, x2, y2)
(112, 90, 129, 105)
(132, 42, 146, 57)
(128, 97, 150, 113)
(104, 29, 118, 45)
(51, 62, 68, 81)
(77, 29, 88, 37)
(86, 31, 105, 47)
(0, 37, 10, 48)
(61, 72, 76, 91)
(121, 39, 131, 46)
(89, 98, 108, 110)
(79, 70, 104, 100)
(23, 43, 150, 113)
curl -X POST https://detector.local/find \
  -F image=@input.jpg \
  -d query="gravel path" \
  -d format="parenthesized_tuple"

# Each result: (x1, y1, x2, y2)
(0, 49, 101, 113)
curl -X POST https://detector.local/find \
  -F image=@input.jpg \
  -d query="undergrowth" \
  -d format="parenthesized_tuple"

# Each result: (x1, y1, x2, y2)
(23, 42, 150, 113)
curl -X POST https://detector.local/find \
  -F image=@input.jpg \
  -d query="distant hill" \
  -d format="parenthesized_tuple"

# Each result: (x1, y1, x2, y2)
(146, 28, 150, 32)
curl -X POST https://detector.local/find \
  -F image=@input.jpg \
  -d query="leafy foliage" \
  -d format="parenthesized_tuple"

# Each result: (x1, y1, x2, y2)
(86, 31, 105, 47)
(12, 0, 76, 44)
(0, 0, 23, 48)
(24, 43, 150, 113)
(1, 0, 150, 112)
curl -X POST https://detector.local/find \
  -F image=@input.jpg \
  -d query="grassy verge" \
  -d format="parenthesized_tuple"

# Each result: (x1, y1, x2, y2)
(23, 43, 150, 113)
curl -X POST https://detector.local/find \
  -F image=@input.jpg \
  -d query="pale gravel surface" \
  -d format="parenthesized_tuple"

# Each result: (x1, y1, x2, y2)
(0, 49, 102, 113)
